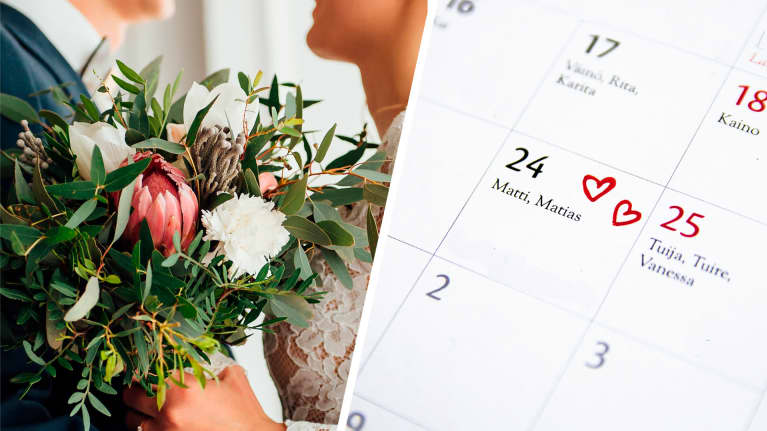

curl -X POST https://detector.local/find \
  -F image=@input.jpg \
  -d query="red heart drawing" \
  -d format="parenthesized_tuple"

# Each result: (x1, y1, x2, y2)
(612, 200, 642, 226)
(582, 175, 616, 202)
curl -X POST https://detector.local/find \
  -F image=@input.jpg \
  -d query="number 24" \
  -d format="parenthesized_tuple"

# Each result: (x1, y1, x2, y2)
(506, 147, 547, 178)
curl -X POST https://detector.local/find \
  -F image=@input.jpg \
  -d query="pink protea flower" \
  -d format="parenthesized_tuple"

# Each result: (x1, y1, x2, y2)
(112, 151, 199, 256)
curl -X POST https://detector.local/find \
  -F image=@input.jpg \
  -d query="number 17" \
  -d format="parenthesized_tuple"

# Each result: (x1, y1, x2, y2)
(586, 35, 620, 57)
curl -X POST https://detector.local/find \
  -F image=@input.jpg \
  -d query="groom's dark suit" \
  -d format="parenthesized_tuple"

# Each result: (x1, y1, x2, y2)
(1, 3, 88, 150)
(1, 4, 121, 431)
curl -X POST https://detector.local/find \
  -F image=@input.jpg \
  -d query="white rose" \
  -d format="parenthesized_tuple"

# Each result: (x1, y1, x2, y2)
(69, 122, 134, 180)
(183, 82, 256, 139)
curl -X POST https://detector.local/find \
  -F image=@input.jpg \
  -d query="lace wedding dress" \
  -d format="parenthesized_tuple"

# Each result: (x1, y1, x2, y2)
(264, 111, 405, 430)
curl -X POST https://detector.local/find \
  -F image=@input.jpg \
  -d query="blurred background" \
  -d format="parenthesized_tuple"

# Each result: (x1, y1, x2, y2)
(118, 0, 378, 422)
(118, 0, 380, 141)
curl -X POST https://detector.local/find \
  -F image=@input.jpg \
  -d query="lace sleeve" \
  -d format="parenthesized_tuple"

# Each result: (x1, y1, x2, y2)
(263, 111, 405, 426)
(285, 420, 336, 431)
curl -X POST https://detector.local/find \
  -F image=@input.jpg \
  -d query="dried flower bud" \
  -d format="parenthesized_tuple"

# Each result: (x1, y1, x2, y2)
(16, 120, 53, 170)
(190, 125, 245, 204)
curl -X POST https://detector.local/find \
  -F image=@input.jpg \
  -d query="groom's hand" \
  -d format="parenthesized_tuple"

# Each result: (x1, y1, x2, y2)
(123, 365, 286, 431)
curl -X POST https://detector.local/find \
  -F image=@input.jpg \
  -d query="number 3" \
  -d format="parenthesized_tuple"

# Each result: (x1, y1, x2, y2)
(586, 341, 609, 369)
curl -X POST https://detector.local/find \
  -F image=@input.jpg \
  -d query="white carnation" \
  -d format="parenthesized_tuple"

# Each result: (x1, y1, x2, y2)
(201, 194, 290, 278)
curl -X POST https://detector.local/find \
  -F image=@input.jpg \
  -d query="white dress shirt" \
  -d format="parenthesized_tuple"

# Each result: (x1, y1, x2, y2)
(2, 0, 112, 95)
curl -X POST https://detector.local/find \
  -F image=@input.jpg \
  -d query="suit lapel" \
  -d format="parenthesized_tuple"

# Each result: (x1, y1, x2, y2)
(0, 3, 89, 100)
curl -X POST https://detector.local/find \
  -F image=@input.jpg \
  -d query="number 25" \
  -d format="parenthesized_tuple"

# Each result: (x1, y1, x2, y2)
(660, 206, 704, 238)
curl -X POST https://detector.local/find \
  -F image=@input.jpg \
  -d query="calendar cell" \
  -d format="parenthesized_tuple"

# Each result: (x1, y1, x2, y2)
(344, 396, 426, 431)
(387, 100, 510, 252)
(534, 326, 759, 431)
(517, 25, 729, 184)
(669, 70, 767, 223)
(439, 132, 661, 316)
(597, 190, 767, 387)
(356, 259, 587, 430)
(737, 12, 767, 77)
(541, 0, 765, 65)
(424, 0, 578, 126)
(357, 238, 430, 362)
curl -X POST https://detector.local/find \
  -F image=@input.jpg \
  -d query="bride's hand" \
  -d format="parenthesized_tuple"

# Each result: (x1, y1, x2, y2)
(123, 365, 286, 431)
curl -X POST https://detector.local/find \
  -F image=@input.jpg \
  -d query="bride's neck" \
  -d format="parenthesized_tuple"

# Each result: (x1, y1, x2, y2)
(357, 9, 426, 135)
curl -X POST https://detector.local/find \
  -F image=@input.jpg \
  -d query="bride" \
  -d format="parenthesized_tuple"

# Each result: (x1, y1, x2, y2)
(122, 1, 427, 430)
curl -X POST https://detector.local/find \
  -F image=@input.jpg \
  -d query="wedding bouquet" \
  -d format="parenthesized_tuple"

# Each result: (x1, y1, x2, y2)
(0, 58, 388, 430)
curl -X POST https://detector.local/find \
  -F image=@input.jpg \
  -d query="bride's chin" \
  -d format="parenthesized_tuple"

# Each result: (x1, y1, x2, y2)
(306, 27, 333, 60)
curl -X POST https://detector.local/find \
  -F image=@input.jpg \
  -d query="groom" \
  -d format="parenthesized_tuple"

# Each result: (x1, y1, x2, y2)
(1, 1, 174, 429)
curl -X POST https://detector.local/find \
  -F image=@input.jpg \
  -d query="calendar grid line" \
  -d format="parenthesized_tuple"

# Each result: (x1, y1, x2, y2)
(578, 18, 767, 80)
(352, 393, 429, 431)
(591, 320, 765, 393)
(513, 129, 767, 228)
(357, 19, 586, 375)
(386, 235, 437, 257)
(422, 245, 749, 392)
(519, 0, 767, 80)
(428, 246, 765, 392)
(420, 96, 513, 130)
(422, 91, 767, 229)
(375, 235, 765, 427)
(744, 389, 767, 431)
(528, 7, 767, 428)
(353, 3, 767, 428)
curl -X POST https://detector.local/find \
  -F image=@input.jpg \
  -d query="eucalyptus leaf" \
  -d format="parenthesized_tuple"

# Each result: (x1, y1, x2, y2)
(320, 248, 353, 289)
(22, 340, 45, 365)
(279, 176, 307, 216)
(63, 277, 100, 321)
(116, 60, 145, 84)
(46, 181, 98, 200)
(0, 93, 39, 123)
(14, 161, 35, 204)
(282, 216, 331, 246)
(310, 188, 363, 207)
(132, 138, 186, 154)
(314, 124, 336, 163)
(270, 294, 312, 328)
(366, 206, 379, 260)
(89, 146, 106, 185)
(316, 220, 354, 247)
(112, 177, 137, 244)
(363, 183, 389, 206)
(243, 169, 260, 197)
(65, 199, 97, 229)
(351, 169, 391, 182)
(104, 157, 150, 192)
(186, 96, 218, 148)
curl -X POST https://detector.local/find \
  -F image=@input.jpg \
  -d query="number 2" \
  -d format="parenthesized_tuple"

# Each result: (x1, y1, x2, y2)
(347, 412, 365, 431)
(586, 341, 609, 369)
(426, 274, 450, 300)
(660, 205, 704, 238)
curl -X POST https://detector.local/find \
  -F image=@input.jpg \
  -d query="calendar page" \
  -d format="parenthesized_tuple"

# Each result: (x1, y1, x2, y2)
(341, 0, 767, 430)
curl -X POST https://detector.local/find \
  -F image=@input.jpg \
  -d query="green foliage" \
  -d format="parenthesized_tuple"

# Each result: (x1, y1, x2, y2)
(0, 58, 389, 431)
